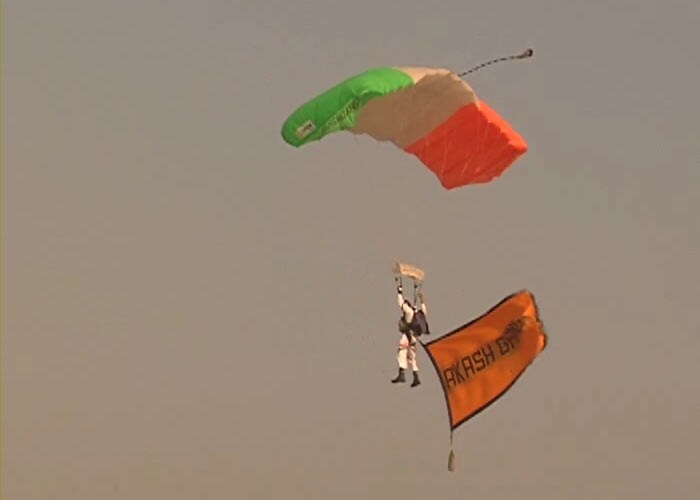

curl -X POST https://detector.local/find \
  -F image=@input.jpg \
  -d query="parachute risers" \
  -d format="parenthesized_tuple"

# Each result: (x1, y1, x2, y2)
(419, 290, 548, 472)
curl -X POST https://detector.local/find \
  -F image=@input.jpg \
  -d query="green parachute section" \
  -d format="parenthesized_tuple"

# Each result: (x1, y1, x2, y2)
(281, 67, 414, 147)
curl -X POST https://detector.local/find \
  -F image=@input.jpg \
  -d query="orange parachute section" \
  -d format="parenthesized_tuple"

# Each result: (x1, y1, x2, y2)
(421, 290, 547, 470)
(404, 100, 528, 189)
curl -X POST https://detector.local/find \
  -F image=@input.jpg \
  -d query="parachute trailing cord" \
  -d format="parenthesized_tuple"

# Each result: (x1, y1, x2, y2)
(458, 48, 534, 77)
(448, 430, 456, 472)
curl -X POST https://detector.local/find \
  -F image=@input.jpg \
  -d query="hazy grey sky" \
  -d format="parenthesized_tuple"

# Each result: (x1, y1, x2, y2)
(4, 1, 700, 498)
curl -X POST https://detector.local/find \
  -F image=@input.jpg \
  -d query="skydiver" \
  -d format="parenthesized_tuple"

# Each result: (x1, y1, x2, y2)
(391, 278, 429, 387)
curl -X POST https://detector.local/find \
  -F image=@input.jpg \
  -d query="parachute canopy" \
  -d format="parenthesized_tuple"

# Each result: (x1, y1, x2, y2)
(423, 290, 547, 431)
(281, 66, 528, 190)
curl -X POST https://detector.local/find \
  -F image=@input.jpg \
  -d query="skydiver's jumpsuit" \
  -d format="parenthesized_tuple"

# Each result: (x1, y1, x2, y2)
(393, 289, 427, 386)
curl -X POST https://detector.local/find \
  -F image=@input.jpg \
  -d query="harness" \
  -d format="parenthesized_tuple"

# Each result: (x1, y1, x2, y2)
(395, 268, 430, 337)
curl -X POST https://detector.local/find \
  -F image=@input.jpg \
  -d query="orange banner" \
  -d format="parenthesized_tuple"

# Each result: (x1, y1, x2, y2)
(422, 290, 547, 430)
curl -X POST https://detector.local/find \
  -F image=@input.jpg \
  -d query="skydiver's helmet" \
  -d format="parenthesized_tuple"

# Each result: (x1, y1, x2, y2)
(398, 316, 411, 334)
